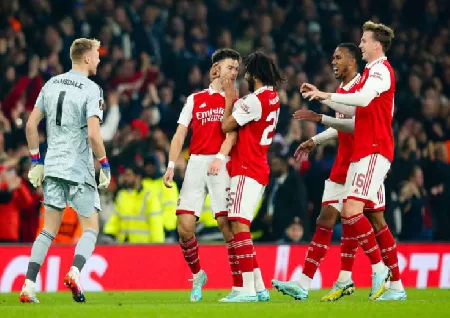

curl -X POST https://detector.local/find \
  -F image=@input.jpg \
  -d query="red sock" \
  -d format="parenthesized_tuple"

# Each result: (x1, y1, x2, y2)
(233, 232, 254, 288)
(376, 225, 400, 281)
(340, 222, 359, 271)
(302, 225, 333, 279)
(179, 236, 201, 274)
(343, 214, 382, 264)
(227, 239, 242, 287)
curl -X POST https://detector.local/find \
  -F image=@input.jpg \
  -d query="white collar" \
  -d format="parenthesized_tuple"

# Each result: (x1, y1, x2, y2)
(366, 56, 387, 68)
(254, 85, 273, 95)
(208, 85, 225, 97)
(340, 73, 361, 91)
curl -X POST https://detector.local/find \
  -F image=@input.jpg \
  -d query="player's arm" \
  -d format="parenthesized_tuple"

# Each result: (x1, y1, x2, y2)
(321, 100, 356, 116)
(26, 86, 46, 188)
(224, 93, 262, 134)
(329, 64, 391, 107)
(221, 78, 239, 133)
(26, 107, 44, 156)
(321, 115, 355, 133)
(294, 128, 337, 161)
(86, 85, 110, 189)
(207, 132, 237, 176)
(163, 95, 193, 188)
(311, 127, 338, 144)
(293, 109, 354, 133)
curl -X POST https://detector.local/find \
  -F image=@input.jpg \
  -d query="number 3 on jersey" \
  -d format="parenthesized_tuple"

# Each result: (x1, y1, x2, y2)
(260, 109, 280, 145)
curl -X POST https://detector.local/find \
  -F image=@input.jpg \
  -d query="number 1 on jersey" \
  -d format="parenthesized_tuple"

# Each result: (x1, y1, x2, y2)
(260, 109, 280, 145)
(56, 91, 66, 126)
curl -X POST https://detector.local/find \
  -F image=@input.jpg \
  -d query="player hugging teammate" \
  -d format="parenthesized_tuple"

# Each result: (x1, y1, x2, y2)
(164, 50, 284, 302)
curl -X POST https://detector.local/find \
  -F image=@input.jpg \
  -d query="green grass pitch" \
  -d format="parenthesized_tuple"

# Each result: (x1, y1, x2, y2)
(1, 289, 449, 318)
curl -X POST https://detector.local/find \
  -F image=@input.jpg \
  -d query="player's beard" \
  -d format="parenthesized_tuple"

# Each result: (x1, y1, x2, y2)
(247, 76, 256, 92)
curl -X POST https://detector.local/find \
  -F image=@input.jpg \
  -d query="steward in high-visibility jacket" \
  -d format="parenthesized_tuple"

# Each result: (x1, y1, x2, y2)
(142, 155, 178, 239)
(104, 166, 164, 243)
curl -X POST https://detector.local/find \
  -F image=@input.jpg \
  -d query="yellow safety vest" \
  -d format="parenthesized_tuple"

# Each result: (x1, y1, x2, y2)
(104, 185, 164, 243)
(142, 177, 178, 232)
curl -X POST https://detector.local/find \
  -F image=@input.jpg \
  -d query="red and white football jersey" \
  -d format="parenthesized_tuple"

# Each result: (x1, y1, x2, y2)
(329, 74, 360, 184)
(352, 56, 395, 162)
(228, 86, 280, 185)
(177, 87, 226, 155)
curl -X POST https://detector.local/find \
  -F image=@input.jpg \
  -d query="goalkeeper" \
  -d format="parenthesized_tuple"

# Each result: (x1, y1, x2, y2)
(20, 38, 110, 304)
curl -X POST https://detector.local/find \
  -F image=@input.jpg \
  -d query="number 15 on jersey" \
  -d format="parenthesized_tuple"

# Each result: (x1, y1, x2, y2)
(260, 109, 280, 146)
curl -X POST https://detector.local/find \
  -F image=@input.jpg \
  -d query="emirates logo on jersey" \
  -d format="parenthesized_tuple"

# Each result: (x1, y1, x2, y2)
(196, 108, 224, 125)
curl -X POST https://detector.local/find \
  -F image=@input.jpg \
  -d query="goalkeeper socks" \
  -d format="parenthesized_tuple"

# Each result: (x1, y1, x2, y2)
(226, 239, 242, 288)
(73, 229, 98, 271)
(339, 221, 358, 280)
(343, 214, 383, 271)
(180, 236, 201, 274)
(233, 232, 256, 295)
(252, 248, 265, 292)
(375, 225, 403, 289)
(26, 229, 55, 282)
(302, 225, 333, 280)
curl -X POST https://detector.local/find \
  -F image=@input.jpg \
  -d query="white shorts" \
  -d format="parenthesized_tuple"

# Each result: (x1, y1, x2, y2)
(177, 155, 230, 218)
(228, 175, 265, 225)
(344, 153, 390, 210)
(322, 179, 385, 213)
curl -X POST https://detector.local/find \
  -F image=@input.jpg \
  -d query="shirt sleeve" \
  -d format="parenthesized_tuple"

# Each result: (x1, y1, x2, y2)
(321, 115, 355, 133)
(364, 63, 391, 95)
(177, 94, 194, 127)
(311, 127, 338, 144)
(86, 84, 104, 122)
(232, 94, 262, 126)
(330, 64, 391, 107)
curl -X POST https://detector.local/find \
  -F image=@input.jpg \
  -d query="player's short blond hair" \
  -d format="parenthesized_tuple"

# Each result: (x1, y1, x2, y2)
(70, 38, 101, 63)
(363, 21, 394, 53)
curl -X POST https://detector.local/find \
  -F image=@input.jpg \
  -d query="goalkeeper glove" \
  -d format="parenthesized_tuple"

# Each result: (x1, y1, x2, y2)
(28, 149, 44, 188)
(98, 157, 111, 189)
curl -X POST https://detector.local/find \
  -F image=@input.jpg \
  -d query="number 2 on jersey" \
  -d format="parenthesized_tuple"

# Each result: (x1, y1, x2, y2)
(260, 109, 280, 145)
(56, 91, 66, 126)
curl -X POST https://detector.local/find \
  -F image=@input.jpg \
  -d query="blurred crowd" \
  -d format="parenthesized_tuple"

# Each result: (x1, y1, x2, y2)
(1, 0, 449, 244)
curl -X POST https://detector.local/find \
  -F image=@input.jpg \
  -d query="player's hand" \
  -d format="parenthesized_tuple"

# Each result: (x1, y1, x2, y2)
(293, 109, 322, 123)
(210, 62, 220, 81)
(302, 90, 330, 101)
(294, 139, 316, 162)
(221, 77, 236, 99)
(28, 164, 44, 188)
(300, 83, 318, 93)
(207, 158, 222, 176)
(163, 168, 174, 188)
(98, 158, 111, 189)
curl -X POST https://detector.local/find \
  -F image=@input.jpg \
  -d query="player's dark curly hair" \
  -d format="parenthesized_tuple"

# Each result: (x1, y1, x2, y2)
(243, 51, 285, 87)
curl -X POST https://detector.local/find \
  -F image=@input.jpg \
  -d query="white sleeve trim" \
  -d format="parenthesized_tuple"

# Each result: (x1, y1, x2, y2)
(177, 94, 194, 127)
(311, 127, 338, 144)
(322, 115, 355, 133)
